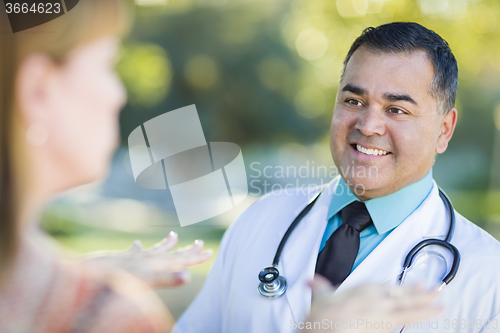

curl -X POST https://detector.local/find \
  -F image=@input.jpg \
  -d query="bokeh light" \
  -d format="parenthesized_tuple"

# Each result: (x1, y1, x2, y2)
(117, 43, 172, 108)
(295, 86, 327, 118)
(184, 55, 219, 90)
(295, 28, 329, 61)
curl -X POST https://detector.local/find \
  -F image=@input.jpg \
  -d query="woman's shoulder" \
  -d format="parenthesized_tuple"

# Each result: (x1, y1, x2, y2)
(42, 259, 174, 333)
(0, 239, 173, 333)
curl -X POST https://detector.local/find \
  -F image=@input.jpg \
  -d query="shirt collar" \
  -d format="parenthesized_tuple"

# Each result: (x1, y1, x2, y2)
(327, 169, 434, 235)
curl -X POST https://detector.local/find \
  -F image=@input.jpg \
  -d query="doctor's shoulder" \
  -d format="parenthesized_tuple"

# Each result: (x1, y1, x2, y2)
(452, 210, 500, 257)
(215, 184, 325, 261)
(228, 184, 325, 233)
(450, 210, 500, 286)
(443, 212, 500, 328)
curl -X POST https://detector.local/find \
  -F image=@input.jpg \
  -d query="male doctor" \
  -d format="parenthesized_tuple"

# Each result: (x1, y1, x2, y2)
(174, 22, 500, 332)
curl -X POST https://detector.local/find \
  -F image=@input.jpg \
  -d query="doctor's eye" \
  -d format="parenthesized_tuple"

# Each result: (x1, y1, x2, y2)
(387, 107, 408, 115)
(345, 98, 363, 107)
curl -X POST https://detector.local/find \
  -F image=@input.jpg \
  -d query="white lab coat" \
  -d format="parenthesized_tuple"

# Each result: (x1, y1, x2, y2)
(174, 178, 500, 333)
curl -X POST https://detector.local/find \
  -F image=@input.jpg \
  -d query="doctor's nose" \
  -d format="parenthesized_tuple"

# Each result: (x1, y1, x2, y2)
(354, 107, 386, 137)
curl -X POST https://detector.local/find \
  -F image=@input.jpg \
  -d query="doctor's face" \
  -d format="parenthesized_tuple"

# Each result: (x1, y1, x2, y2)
(330, 46, 457, 200)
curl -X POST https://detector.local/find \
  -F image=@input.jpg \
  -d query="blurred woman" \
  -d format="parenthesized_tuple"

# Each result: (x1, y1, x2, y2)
(0, 1, 212, 332)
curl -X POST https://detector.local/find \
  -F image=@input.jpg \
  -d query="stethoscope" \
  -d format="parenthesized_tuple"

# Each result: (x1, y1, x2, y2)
(257, 187, 460, 299)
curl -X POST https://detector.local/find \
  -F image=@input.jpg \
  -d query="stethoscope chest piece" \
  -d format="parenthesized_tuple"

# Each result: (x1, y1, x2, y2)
(258, 266, 287, 298)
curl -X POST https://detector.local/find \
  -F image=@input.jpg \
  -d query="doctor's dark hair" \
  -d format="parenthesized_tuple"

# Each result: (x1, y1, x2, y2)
(341, 22, 458, 115)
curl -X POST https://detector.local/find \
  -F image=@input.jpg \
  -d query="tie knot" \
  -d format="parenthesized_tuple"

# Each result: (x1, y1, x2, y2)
(341, 201, 372, 232)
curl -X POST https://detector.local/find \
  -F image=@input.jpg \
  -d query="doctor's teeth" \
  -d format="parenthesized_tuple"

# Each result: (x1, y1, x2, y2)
(356, 144, 388, 156)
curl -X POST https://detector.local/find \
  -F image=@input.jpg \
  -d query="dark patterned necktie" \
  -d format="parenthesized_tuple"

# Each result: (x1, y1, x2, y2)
(315, 201, 373, 286)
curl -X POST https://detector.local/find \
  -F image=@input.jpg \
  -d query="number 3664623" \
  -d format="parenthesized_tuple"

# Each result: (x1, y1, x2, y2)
(5, 2, 61, 14)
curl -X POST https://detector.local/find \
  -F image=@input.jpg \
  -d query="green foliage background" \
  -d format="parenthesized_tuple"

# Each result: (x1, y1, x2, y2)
(112, 0, 500, 224)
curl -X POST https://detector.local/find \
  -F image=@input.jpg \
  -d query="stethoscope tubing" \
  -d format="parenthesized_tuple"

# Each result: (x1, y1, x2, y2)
(272, 190, 323, 267)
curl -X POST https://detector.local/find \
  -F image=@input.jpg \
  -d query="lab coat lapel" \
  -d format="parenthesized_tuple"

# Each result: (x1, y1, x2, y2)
(280, 180, 338, 321)
(335, 182, 449, 294)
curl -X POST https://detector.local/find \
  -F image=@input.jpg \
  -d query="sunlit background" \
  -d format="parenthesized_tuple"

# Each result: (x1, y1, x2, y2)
(43, 0, 500, 318)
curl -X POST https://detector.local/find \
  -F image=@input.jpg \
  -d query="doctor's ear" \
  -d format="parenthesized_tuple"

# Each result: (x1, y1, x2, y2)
(15, 53, 59, 127)
(436, 107, 457, 154)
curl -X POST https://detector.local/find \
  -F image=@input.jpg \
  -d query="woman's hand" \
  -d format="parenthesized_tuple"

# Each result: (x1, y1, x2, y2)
(304, 274, 443, 333)
(81, 231, 213, 289)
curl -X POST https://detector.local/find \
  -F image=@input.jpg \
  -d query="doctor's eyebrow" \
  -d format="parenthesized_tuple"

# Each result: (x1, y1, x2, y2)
(383, 92, 418, 105)
(341, 84, 367, 96)
(342, 84, 419, 106)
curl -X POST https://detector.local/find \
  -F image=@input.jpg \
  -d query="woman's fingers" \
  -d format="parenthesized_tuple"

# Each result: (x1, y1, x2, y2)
(158, 248, 214, 267)
(140, 234, 207, 258)
(128, 231, 179, 255)
(175, 239, 205, 255)
(148, 268, 192, 288)
(176, 249, 213, 266)
(141, 237, 214, 268)
(127, 240, 143, 253)
(88, 236, 213, 289)
(150, 231, 179, 254)
(143, 250, 212, 287)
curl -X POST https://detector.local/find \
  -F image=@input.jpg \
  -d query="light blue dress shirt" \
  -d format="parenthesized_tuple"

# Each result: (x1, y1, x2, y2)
(319, 170, 434, 272)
